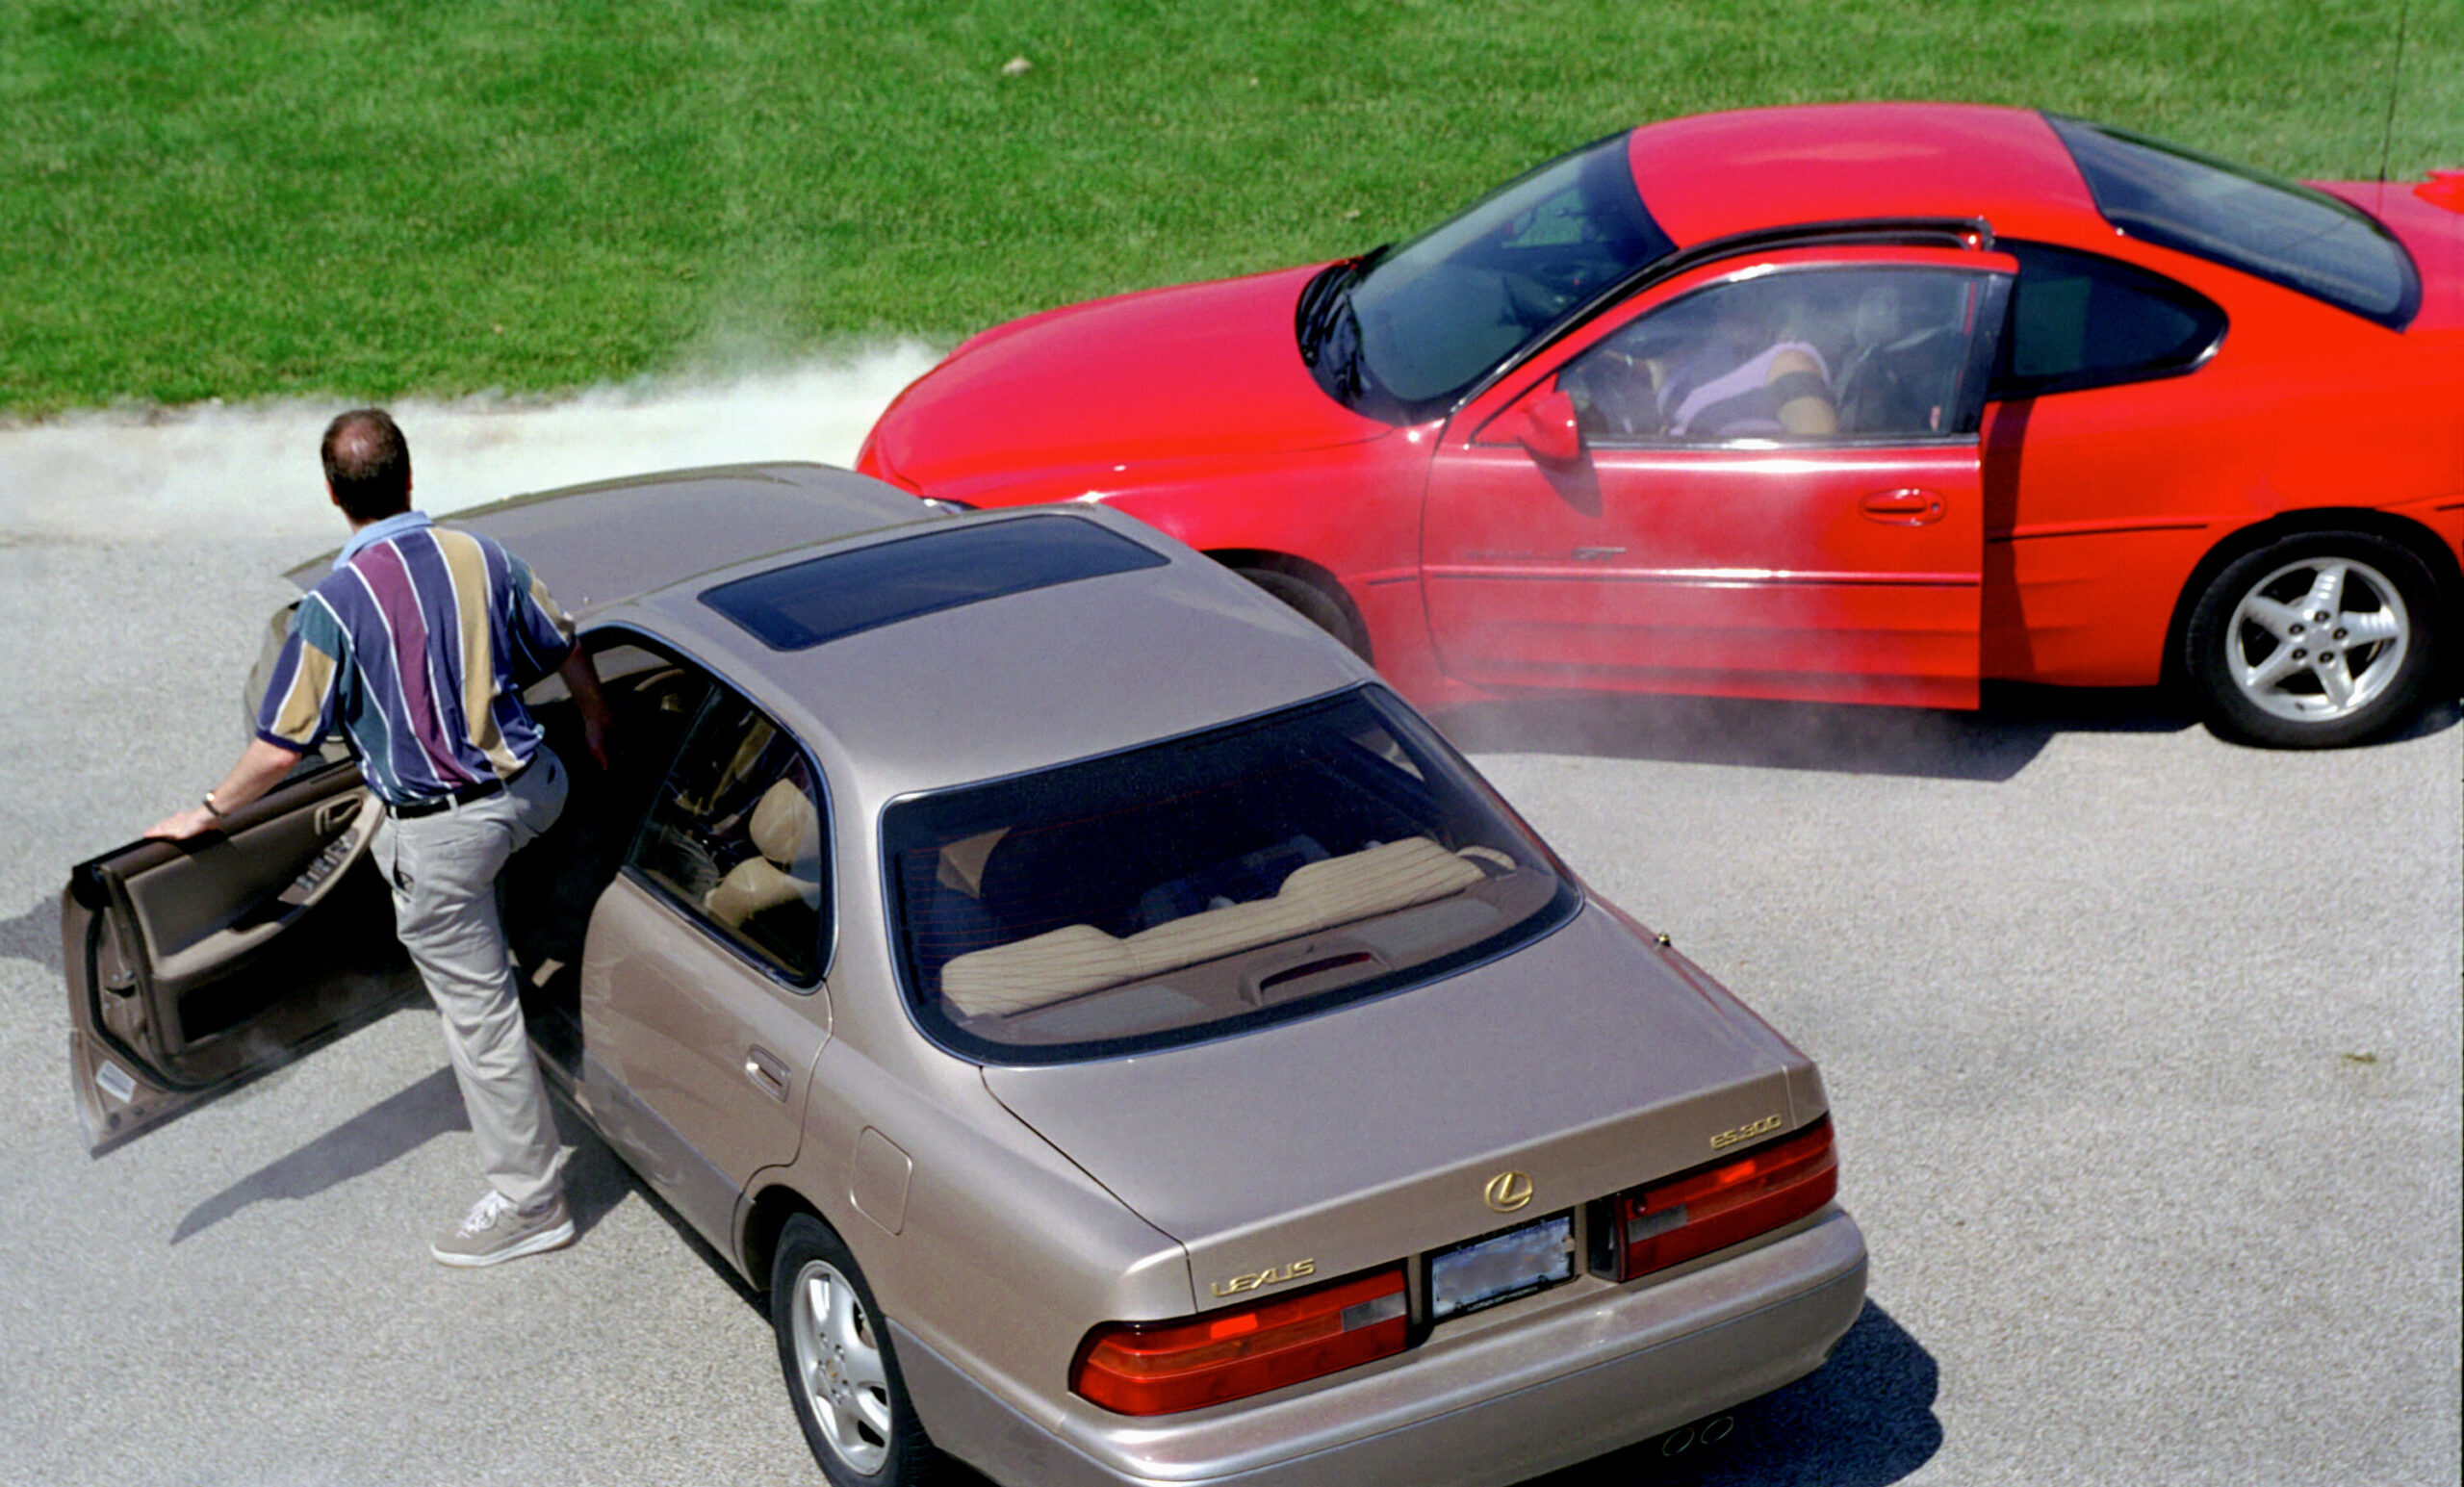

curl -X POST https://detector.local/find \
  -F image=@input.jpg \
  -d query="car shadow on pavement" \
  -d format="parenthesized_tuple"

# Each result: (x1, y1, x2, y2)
(577, 1110, 765, 1308)
(1530, 1300, 1941, 1487)
(1439, 685, 2462, 782)
(1438, 683, 2194, 782)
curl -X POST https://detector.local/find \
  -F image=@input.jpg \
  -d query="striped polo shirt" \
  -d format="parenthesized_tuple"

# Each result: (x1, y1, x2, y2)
(255, 513, 576, 806)
(1661, 339, 1833, 439)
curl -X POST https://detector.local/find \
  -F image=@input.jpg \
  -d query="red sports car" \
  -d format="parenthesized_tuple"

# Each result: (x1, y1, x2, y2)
(859, 104, 2462, 748)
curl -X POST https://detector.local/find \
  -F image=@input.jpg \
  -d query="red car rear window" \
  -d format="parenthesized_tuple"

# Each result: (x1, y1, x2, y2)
(2047, 115, 2420, 329)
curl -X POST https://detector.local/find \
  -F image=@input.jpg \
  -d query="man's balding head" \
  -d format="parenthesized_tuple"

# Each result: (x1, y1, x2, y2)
(321, 408, 413, 523)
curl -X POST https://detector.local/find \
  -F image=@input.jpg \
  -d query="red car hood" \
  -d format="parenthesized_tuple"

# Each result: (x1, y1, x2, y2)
(869, 265, 1393, 500)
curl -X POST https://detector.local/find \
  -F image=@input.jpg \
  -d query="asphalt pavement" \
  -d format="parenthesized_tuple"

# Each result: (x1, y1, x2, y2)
(1, 379, 2454, 1487)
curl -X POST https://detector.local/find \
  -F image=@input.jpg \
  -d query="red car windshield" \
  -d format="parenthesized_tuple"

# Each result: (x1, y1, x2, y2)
(1302, 134, 1674, 421)
(882, 688, 1577, 1064)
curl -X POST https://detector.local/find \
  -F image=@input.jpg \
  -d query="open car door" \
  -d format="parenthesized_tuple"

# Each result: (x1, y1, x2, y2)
(64, 756, 414, 1156)
(1423, 242, 2014, 708)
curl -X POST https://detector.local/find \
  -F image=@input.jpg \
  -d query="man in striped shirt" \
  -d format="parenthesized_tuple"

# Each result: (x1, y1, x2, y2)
(148, 408, 613, 1268)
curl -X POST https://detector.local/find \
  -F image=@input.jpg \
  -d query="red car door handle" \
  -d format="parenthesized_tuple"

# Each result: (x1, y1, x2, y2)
(1860, 488, 1946, 526)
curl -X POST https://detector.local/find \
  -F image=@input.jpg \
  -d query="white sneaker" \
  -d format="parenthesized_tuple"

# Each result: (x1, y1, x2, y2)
(430, 1190, 576, 1268)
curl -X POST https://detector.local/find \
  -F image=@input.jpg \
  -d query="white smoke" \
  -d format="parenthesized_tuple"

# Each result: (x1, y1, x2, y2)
(0, 343, 943, 543)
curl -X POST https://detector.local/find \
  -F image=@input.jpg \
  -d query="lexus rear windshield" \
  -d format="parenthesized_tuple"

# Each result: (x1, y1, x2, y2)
(2046, 115, 2420, 329)
(1301, 134, 1675, 421)
(884, 688, 1577, 1065)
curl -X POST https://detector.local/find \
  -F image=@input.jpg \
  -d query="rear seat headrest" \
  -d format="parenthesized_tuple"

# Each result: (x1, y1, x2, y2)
(750, 778, 820, 868)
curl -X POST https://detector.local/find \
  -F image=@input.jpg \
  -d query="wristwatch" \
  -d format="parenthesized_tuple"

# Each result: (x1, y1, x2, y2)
(201, 791, 227, 821)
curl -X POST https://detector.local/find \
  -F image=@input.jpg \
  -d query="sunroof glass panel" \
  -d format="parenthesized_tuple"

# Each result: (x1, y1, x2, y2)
(702, 516, 1168, 651)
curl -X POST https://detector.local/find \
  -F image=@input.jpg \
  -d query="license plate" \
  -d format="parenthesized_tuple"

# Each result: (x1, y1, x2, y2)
(1427, 1211, 1575, 1321)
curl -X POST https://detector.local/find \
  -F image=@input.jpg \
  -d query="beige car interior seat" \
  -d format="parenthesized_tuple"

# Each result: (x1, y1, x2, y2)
(705, 778, 823, 930)
(937, 828, 1009, 898)
(941, 836, 1487, 1017)
(681, 718, 778, 816)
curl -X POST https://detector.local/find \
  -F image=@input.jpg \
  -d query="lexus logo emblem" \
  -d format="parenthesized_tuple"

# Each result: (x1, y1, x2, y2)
(1482, 1171, 1535, 1213)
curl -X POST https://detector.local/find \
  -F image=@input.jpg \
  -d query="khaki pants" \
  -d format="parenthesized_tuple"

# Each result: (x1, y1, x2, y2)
(371, 749, 570, 1211)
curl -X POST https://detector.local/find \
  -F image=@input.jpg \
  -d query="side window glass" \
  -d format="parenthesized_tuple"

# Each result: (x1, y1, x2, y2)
(1995, 242, 2224, 397)
(631, 690, 828, 984)
(1559, 267, 1992, 446)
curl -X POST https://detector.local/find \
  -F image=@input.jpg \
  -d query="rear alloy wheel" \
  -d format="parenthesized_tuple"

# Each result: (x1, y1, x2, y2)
(2183, 531, 2442, 749)
(1237, 566, 1370, 660)
(771, 1214, 938, 1486)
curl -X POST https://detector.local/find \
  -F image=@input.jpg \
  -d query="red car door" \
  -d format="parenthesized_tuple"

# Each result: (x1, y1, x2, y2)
(1422, 246, 2015, 708)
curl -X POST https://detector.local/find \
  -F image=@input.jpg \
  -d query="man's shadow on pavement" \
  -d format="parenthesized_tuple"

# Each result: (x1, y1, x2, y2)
(171, 1054, 640, 1248)
(0, 895, 65, 977)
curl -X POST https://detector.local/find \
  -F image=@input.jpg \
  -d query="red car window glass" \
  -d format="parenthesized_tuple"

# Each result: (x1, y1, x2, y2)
(1562, 266, 1996, 444)
(1993, 242, 2226, 398)
(1327, 134, 1672, 418)
(2047, 114, 2419, 329)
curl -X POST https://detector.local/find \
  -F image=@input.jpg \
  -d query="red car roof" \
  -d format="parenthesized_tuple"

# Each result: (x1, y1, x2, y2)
(1629, 103, 2101, 246)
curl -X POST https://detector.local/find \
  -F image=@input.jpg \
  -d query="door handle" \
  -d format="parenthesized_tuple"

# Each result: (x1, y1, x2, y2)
(743, 1046, 791, 1102)
(314, 796, 360, 836)
(1860, 488, 1946, 526)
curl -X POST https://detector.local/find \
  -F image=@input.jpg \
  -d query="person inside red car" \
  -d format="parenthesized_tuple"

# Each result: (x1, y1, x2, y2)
(1570, 276, 1839, 441)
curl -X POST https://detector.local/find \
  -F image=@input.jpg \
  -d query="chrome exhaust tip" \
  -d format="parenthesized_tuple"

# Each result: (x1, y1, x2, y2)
(1657, 1413, 1736, 1456)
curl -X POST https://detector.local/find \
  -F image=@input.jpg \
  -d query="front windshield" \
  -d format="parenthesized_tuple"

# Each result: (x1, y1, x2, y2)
(1314, 134, 1673, 418)
(883, 688, 1576, 1064)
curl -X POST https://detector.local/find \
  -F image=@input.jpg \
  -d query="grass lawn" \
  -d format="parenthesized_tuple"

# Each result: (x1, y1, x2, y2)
(5, 0, 2456, 414)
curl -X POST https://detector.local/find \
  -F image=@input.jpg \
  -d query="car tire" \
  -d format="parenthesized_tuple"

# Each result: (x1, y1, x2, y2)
(2182, 529, 2444, 749)
(1238, 566, 1371, 660)
(770, 1213, 940, 1487)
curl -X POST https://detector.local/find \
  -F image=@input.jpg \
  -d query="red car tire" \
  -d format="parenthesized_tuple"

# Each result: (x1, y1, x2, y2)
(1238, 565, 1372, 662)
(2183, 529, 2447, 749)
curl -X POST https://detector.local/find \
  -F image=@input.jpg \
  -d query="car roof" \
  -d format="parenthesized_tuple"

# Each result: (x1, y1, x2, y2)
(1629, 103, 2103, 248)
(288, 462, 937, 619)
(604, 504, 1373, 815)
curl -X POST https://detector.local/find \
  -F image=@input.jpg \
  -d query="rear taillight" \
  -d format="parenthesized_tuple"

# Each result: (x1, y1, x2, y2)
(1613, 1117, 1836, 1281)
(1072, 1267, 1409, 1416)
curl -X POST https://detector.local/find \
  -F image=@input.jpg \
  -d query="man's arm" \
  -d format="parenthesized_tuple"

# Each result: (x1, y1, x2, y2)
(145, 738, 309, 841)
(1767, 346, 1838, 436)
(502, 550, 612, 771)
(560, 644, 614, 771)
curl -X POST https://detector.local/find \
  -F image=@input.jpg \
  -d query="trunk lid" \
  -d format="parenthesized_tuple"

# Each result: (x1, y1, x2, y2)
(982, 903, 1819, 1307)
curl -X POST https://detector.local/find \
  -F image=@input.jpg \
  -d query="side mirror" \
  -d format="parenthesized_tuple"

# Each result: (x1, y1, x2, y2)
(1512, 391, 1583, 465)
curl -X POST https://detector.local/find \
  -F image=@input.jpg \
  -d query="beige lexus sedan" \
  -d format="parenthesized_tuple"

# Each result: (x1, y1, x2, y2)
(65, 463, 1865, 1487)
